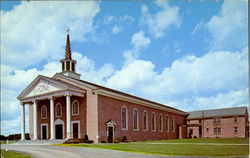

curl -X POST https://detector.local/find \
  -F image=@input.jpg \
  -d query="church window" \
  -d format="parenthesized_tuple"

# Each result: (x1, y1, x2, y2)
(72, 63, 75, 72)
(166, 116, 169, 132)
(72, 100, 79, 115)
(133, 108, 139, 130)
(159, 114, 163, 132)
(41, 105, 47, 119)
(56, 103, 62, 117)
(121, 106, 128, 130)
(143, 110, 148, 131)
(152, 112, 156, 131)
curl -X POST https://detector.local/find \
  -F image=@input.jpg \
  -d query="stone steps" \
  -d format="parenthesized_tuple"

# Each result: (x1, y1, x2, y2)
(13, 139, 67, 145)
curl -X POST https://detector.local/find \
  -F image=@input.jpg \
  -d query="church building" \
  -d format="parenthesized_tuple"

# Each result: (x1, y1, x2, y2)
(17, 32, 248, 143)
(17, 32, 187, 143)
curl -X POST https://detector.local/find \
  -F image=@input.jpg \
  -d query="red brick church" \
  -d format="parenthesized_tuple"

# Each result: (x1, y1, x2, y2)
(17, 32, 248, 143)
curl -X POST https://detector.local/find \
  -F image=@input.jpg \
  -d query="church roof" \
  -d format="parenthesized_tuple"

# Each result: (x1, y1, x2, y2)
(187, 107, 248, 119)
(53, 73, 187, 115)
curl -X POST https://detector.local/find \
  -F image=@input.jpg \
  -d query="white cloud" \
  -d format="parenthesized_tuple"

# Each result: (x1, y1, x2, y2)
(191, 20, 203, 35)
(104, 15, 134, 24)
(141, 0, 181, 38)
(1, 1, 100, 69)
(131, 31, 151, 52)
(206, 0, 247, 51)
(112, 25, 122, 34)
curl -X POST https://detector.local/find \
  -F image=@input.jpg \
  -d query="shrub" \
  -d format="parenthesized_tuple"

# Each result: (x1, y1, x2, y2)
(65, 139, 80, 144)
(87, 140, 94, 144)
(101, 139, 107, 143)
(113, 139, 120, 143)
(193, 136, 198, 138)
(121, 136, 127, 142)
(83, 135, 89, 143)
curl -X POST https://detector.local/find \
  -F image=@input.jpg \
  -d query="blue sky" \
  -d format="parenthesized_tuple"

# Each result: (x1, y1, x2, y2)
(1, 0, 248, 136)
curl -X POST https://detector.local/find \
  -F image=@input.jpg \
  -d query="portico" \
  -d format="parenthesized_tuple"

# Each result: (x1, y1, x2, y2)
(18, 76, 85, 140)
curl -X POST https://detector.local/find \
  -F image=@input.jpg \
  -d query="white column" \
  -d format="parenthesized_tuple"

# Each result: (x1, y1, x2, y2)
(70, 62, 72, 71)
(66, 94, 71, 139)
(49, 97, 55, 140)
(33, 100, 38, 140)
(21, 102, 25, 140)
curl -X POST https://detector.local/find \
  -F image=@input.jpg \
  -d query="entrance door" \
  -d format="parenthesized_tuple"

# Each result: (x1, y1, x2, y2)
(107, 126, 113, 143)
(55, 124, 63, 139)
(42, 125, 47, 139)
(73, 123, 79, 139)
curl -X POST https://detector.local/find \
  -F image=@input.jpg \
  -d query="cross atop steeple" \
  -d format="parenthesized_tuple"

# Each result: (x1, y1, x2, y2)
(66, 27, 70, 35)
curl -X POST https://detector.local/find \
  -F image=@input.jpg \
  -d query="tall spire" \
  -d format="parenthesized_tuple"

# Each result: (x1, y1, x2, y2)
(65, 27, 71, 59)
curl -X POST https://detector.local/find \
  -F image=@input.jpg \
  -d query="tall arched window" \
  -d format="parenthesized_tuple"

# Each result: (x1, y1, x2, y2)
(121, 106, 128, 130)
(56, 103, 62, 117)
(72, 100, 79, 115)
(41, 105, 47, 119)
(165, 116, 169, 132)
(143, 110, 148, 131)
(171, 118, 175, 132)
(152, 112, 156, 131)
(159, 114, 163, 132)
(133, 108, 139, 130)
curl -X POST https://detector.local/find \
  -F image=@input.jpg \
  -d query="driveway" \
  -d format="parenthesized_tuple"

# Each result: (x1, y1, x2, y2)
(1, 144, 247, 158)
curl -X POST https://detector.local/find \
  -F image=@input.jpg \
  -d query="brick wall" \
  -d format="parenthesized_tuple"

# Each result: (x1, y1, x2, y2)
(97, 95, 185, 142)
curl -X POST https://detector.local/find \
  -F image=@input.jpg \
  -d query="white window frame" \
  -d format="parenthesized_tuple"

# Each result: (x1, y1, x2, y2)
(151, 112, 156, 132)
(133, 108, 139, 131)
(172, 118, 175, 132)
(121, 105, 128, 130)
(56, 103, 62, 117)
(41, 105, 47, 119)
(143, 110, 148, 131)
(72, 100, 79, 116)
(159, 114, 163, 132)
(165, 115, 169, 132)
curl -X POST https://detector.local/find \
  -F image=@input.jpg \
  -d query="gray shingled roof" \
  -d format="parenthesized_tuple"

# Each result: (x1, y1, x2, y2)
(187, 107, 248, 119)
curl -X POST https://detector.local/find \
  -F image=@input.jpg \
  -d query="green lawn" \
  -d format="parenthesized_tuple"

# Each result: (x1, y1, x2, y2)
(58, 138, 249, 157)
(1, 150, 31, 158)
(0, 140, 18, 144)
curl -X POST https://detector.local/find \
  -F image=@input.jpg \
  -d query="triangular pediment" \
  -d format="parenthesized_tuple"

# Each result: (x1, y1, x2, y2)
(18, 75, 83, 100)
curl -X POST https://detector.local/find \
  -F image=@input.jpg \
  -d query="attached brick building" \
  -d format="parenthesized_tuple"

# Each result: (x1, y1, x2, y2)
(17, 33, 248, 143)
(185, 107, 249, 138)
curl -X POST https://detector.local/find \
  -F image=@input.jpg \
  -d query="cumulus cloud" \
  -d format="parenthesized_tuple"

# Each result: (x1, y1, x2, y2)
(1, 1, 100, 69)
(206, 0, 247, 51)
(131, 31, 151, 52)
(112, 25, 122, 34)
(141, 0, 181, 38)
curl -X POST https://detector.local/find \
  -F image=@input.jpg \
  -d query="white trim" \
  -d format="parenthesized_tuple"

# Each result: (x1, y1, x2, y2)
(55, 119, 65, 139)
(71, 120, 80, 139)
(165, 115, 169, 132)
(56, 103, 62, 117)
(133, 108, 139, 131)
(41, 105, 47, 119)
(72, 100, 79, 116)
(121, 105, 128, 130)
(151, 112, 156, 132)
(159, 114, 163, 132)
(40, 123, 48, 140)
(143, 110, 148, 131)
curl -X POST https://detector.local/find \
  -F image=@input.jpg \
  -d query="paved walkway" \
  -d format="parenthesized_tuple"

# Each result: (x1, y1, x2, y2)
(2, 144, 248, 158)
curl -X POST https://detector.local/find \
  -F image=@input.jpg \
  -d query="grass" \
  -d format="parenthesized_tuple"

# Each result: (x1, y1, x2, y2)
(1, 150, 31, 158)
(0, 140, 18, 144)
(57, 138, 249, 157)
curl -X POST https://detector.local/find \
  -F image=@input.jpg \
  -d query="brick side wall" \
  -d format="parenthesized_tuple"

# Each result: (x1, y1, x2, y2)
(98, 95, 185, 142)
(187, 116, 247, 138)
